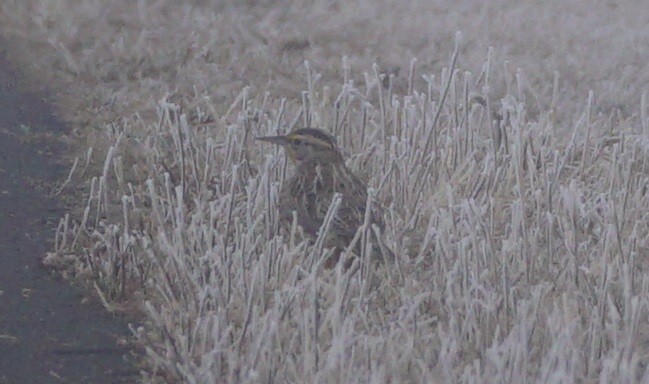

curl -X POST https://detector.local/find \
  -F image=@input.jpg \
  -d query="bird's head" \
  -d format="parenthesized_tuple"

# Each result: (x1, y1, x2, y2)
(256, 128, 342, 164)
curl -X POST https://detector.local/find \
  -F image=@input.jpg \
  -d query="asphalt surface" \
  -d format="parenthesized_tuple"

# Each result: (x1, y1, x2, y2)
(0, 50, 138, 382)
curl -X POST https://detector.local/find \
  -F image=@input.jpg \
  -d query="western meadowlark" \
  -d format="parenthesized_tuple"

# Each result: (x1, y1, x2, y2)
(257, 127, 395, 268)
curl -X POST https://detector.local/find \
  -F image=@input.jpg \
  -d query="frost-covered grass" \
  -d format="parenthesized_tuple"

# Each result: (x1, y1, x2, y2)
(2, 1, 649, 382)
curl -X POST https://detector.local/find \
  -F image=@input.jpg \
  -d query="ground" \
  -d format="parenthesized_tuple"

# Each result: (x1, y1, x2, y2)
(0, 49, 137, 383)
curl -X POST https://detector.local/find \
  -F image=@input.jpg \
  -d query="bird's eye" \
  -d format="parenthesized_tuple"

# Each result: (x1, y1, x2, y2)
(293, 139, 303, 145)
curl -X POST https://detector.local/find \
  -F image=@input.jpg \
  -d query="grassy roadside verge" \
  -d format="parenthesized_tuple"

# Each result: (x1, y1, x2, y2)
(2, 1, 649, 382)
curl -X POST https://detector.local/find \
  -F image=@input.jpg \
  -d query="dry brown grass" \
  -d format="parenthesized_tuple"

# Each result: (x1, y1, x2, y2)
(2, 1, 649, 382)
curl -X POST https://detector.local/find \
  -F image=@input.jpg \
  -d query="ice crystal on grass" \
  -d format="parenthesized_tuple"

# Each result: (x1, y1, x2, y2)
(3, 1, 649, 382)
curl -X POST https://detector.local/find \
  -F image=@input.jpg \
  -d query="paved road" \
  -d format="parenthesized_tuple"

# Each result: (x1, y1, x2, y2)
(0, 49, 138, 382)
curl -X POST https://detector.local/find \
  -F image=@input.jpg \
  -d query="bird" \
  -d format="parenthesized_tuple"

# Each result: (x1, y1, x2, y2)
(256, 127, 395, 268)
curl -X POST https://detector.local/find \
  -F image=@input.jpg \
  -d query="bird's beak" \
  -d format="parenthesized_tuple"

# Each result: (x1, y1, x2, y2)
(256, 135, 289, 145)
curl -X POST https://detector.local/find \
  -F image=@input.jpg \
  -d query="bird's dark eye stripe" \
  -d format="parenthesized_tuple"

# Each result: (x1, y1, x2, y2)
(294, 139, 303, 145)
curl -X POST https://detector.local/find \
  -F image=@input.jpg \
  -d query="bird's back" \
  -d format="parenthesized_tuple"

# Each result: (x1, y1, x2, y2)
(280, 158, 385, 248)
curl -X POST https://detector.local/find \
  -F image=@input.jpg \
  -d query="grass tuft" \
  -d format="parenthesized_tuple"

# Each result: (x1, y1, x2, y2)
(3, 1, 649, 382)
